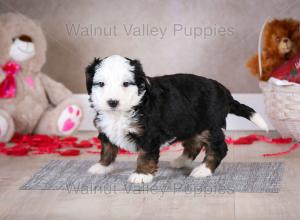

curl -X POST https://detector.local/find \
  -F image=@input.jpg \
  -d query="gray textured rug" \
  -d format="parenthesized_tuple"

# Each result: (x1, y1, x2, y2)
(20, 160, 284, 193)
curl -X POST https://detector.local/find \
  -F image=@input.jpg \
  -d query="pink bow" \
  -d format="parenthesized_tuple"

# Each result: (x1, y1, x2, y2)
(0, 61, 21, 98)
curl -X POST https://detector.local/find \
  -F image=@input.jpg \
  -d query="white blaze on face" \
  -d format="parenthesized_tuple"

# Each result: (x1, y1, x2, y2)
(90, 55, 144, 152)
(9, 38, 36, 62)
(91, 55, 143, 112)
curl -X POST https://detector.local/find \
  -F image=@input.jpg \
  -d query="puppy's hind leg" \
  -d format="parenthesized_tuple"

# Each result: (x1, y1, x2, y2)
(190, 129, 228, 178)
(170, 130, 209, 169)
(88, 133, 119, 175)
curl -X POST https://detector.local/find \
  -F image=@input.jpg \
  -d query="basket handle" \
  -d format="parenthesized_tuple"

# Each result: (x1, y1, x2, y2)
(258, 18, 271, 77)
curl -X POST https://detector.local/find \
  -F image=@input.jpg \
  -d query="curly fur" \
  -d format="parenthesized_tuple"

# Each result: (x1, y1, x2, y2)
(246, 19, 300, 81)
(86, 55, 268, 183)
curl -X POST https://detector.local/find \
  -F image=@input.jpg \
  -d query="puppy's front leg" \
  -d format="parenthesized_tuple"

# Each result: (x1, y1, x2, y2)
(88, 133, 118, 175)
(128, 149, 159, 184)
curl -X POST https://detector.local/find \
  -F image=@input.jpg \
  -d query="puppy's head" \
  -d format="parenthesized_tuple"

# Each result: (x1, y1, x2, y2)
(85, 55, 148, 112)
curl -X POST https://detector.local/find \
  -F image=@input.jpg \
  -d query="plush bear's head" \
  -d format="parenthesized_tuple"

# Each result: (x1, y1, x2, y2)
(264, 19, 300, 60)
(0, 13, 47, 73)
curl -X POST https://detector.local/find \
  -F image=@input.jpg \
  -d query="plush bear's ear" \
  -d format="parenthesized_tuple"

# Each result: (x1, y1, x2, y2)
(85, 58, 102, 94)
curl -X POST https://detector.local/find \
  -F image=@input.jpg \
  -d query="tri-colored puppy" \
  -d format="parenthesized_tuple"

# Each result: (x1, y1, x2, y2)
(85, 55, 268, 184)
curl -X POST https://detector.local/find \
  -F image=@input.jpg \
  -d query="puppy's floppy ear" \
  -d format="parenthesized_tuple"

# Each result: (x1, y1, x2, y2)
(128, 59, 150, 94)
(85, 58, 102, 94)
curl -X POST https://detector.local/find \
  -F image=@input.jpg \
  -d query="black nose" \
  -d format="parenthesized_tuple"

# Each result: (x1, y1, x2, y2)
(283, 38, 289, 43)
(107, 99, 119, 108)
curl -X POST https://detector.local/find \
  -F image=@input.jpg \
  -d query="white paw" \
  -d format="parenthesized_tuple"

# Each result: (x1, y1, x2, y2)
(170, 155, 193, 168)
(128, 173, 154, 184)
(58, 105, 82, 135)
(0, 115, 8, 139)
(88, 163, 114, 175)
(190, 163, 212, 178)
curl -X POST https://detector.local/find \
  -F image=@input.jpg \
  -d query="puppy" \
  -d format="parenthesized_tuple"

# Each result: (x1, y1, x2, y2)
(85, 55, 268, 184)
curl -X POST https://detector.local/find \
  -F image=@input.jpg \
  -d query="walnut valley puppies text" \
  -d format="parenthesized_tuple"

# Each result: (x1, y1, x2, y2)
(65, 23, 235, 39)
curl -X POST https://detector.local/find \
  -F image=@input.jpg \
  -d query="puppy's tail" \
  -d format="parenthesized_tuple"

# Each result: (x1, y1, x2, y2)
(229, 99, 269, 132)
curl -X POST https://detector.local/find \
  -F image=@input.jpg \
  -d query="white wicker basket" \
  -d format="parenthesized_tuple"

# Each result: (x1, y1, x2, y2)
(260, 82, 300, 141)
(258, 19, 300, 141)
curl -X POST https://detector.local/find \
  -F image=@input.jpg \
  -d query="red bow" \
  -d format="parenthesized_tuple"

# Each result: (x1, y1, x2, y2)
(0, 61, 21, 98)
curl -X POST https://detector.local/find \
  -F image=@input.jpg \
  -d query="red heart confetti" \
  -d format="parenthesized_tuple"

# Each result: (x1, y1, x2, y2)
(0, 133, 298, 157)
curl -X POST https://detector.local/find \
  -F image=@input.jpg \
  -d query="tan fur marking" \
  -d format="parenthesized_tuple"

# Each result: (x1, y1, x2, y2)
(100, 142, 118, 166)
(136, 151, 158, 174)
(203, 148, 220, 172)
(182, 130, 210, 160)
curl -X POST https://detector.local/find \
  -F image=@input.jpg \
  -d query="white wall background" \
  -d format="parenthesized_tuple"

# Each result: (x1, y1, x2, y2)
(0, 0, 299, 93)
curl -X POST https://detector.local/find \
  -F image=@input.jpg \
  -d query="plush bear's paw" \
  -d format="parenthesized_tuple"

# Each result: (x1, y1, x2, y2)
(88, 163, 114, 175)
(190, 163, 212, 178)
(128, 173, 154, 184)
(170, 155, 193, 168)
(0, 115, 8, 140)
(58, 105, 82, 135)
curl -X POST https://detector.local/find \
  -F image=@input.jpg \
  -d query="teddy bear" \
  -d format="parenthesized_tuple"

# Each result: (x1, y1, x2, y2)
(246, 18, 300, 81)
(0, 13, 83, 142)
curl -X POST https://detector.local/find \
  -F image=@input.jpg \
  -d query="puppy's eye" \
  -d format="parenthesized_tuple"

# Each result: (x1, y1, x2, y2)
(93, 82, 104, 87)
(123, 82, 129, 87)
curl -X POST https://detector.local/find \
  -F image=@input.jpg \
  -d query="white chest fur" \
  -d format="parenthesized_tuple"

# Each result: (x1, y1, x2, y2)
(96, 111, 138, 152)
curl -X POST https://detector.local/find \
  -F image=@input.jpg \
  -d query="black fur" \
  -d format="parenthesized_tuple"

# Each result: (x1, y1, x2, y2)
(126, 58, 150, 95)
(132, 74, 234, 151)
(86, 57, 258, 175)
(229, 100, 255, 120)
(85, 58, 102, 94)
